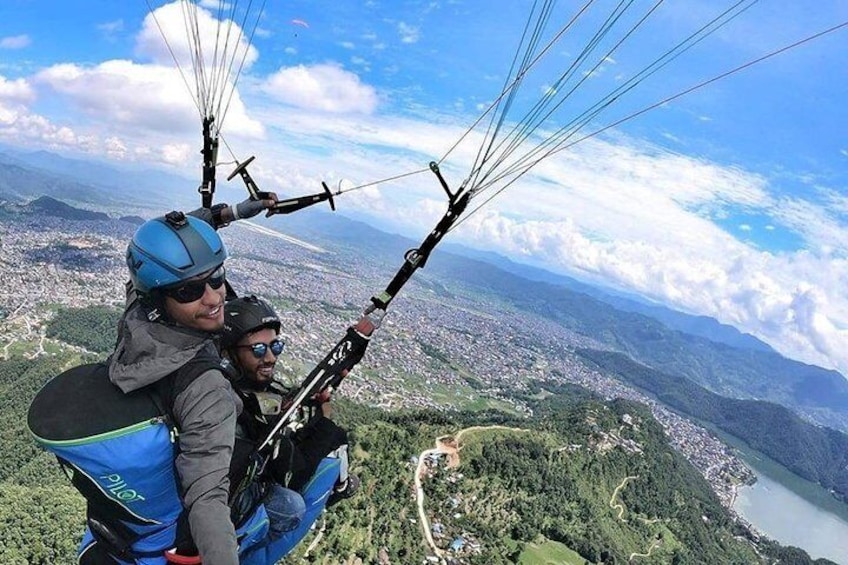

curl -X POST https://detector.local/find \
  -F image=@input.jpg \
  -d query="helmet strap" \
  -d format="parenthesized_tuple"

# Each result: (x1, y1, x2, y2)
(141, 291, 170, 325)
(222, 350, 248, 384)
(223, 348, 270, 391)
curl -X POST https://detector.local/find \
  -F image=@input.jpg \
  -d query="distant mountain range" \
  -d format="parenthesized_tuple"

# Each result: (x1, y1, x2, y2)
(26, 195, 110, 221)
(0, 195, 146, 224)
(0, 146, 198, 212)
(425, 249, 848, 430)
(6, 150, 848, 435)
(441, 242, 775, 354)
(264, 207, 776, 356)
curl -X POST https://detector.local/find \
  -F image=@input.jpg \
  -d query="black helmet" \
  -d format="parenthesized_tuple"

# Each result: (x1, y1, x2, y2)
(222, 295, 281, 349)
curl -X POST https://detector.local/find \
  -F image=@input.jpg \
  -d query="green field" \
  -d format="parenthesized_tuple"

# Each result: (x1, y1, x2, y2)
(518, 536, 587, 564)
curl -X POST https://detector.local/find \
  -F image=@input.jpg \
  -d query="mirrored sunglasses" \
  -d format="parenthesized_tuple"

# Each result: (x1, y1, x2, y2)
(238, 338, 285, 359)
(164, 265, 226, 304)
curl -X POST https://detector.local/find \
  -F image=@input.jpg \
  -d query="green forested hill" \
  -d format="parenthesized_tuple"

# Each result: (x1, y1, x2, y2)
(577, 348, 848, 503)
(0, 356, 86, 564)
(307, 397, 760, 564)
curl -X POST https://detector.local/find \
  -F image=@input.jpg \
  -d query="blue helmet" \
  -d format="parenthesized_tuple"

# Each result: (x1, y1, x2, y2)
(127, 211, 228, 294)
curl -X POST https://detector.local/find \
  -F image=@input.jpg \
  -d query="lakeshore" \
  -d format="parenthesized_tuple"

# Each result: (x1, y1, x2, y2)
(733, 454, 848, 564)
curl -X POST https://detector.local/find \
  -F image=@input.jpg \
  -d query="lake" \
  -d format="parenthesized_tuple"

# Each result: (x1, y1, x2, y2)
(733, 457, 848, 564)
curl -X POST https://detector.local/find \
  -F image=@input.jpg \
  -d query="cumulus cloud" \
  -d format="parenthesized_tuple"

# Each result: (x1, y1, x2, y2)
(35, 61, 197, 132)
(161, 143, 193, 165)
(448, 203, 848, 374)
(33, 60, 262, 138)
(0, 105, 80, 150)
(134, 1, 257, 71)
(0, 1, 271, 164)
(104, 136, 128, 158)
(0, 75, 35, 104)
(398, 22, 420, 44)
(786, 284, 848, 373)
(0, 35, 31, 50)
(260, 64, 378, 114)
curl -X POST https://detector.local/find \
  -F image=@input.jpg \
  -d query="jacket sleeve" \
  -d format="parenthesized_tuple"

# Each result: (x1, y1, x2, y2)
(286, 415, 349, 492)
(172, 369, 240, 565)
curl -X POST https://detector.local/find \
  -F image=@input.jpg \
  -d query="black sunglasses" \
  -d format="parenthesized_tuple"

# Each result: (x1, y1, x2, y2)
(237, 338, 285, 359)
(164, 265, 226, 303)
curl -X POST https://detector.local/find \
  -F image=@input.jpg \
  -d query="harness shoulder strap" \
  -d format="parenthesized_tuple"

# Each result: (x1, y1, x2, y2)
(151, 345, 234, 423)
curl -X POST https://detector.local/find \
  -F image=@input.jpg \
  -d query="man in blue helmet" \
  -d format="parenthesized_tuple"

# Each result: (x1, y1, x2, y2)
(108, 210, 242, 565)
(27, 197, 286, 564)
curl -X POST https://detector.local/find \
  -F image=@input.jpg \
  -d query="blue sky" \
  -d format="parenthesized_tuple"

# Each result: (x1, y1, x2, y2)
(0, 1, 846, 375)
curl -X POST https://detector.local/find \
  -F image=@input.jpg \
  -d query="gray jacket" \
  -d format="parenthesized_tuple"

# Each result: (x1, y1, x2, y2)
(109, 302, 242, 565)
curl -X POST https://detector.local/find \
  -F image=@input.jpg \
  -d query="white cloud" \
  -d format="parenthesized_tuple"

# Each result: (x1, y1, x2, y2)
(134, 1, 257, 71)
(0, 104, 19, 126)
(161, 143, 193, 165)
(33, 60, 262, 138)
(0, 75, 35, 104)
(35, 61, 197, 132)
(0, 106, 80, 150)
(97, 19, 124, 36)
(398, 22, 420, 44)
(104, 136, 128, 158)
(0, 35, 31, 50)
(260, 64, 378, 114)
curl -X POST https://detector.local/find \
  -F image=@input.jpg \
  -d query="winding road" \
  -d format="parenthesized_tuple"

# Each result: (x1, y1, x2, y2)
(609, 475, 638, 520)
